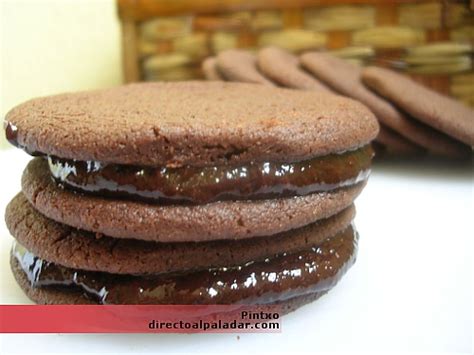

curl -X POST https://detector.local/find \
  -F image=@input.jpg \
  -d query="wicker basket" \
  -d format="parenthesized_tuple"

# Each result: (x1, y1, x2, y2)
(117, 0, 474, 106)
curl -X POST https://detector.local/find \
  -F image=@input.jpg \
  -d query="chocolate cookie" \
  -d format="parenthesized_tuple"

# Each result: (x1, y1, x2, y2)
(362, 66, 474, 147)
(216, 49, 275, 86)
(257, 47, 331, 91)
(22, 158, 365, 242)
(5, 81, 378, 167)
(10, 254, 326, 313)
(300, 52, 469, 157)
(6, 192, 355, 274)
(201, 57, 224, 81)
(10, 225, 357, 304)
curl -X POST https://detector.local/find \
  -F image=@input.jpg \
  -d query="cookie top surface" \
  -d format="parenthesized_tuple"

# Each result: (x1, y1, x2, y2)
(300, 53, 470, 157)
(216, 50, 274, 86)
(362, 66, 474, 147)
(5, 81, 378, 166)
(257, 47, 330, 91)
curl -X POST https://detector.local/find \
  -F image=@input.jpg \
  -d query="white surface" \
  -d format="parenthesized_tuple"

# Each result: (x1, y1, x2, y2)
(0, 148, 472, 354)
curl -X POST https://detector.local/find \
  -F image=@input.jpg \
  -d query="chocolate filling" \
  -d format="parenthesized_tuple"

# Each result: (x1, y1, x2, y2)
(13, 226, 357, 305)
(6, 121, 373, 204)
(5, 122, 41, 156)
(48, 146, 373, 204)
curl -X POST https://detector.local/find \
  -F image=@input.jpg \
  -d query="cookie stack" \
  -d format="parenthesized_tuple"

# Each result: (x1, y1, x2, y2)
(203, 47, 474, 157)
(4, 81, 378, 311)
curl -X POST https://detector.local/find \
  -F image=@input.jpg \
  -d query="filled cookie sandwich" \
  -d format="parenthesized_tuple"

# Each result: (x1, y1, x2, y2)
(4, 81, 378, 312)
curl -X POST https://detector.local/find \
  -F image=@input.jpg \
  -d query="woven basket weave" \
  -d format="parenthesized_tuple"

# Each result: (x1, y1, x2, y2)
(117, 0, 474, 106)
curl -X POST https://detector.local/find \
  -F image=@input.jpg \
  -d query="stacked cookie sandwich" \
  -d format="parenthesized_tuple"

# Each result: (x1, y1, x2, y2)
(4, 81, 378, 312)
(204, 47, 474, 157)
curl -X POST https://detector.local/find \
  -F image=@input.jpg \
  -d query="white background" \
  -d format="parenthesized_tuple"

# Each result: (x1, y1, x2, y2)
(0, 148, 472, 354)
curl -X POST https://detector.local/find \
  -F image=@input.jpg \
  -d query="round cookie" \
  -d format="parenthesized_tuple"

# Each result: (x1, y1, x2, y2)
(361, 66, 474, 147)
(216, 49, 275, 86)
(6, 192, 355, 274)
(5, 81, 379, 167)
(201, 57, 224, 81)
(10, 254, 325, 313)
(257, 47, 331, 91)
(300, 52, 469, 157)
(22, 158, 365, 242)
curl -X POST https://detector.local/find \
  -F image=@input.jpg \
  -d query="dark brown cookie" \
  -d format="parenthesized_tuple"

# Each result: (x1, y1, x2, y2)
(362, 66, 474, 147)
(10, 253, 325, 313)
(300, 52, 470, 157)
(10, 225, 356, 304)
(216, 49, 275, 85)
(257, 47, 331, 91)
(22, 158, 365, 242)
(5, 81, 378, 167)
(6, 192, 355, 274)
(202, 57, 224, 81)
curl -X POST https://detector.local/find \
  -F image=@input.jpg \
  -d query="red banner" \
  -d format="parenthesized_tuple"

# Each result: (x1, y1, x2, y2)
(0, 305, 282, 333)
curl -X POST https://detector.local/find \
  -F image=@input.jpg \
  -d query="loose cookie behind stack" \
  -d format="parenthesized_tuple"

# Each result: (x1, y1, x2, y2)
(203, 48, 474, 157)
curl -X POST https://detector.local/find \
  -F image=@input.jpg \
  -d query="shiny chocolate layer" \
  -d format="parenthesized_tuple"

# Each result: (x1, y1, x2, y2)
(5, 122, 40, 156)
(48, 146, 373, 204)
(13, 226, 357, 305)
